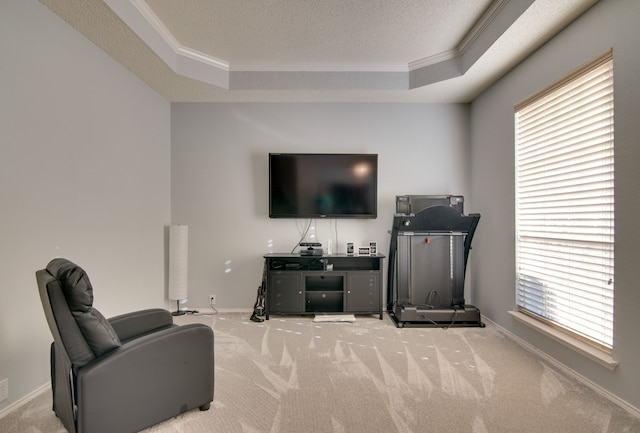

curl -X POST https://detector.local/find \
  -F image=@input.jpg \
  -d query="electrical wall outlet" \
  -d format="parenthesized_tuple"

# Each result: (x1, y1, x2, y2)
(0, 378, 8, 402)
(209, 294, 216, 305)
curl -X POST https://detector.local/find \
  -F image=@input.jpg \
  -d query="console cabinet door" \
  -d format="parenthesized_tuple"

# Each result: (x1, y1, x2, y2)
(269, 272, 304, 313)
(346, 271, 380, 312)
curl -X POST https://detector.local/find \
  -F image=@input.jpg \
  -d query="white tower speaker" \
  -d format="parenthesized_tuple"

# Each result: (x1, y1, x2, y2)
(168, 224, 188, 315)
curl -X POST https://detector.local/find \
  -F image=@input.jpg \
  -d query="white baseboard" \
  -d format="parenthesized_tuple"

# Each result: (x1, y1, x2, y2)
(0, 382, 50, 420)
(171, 307, 253, 316)
(211, 308, 253, 313)
(192, 307, 252, 314)
(483, 317, 640, 419)
(508, 310, 618, 370)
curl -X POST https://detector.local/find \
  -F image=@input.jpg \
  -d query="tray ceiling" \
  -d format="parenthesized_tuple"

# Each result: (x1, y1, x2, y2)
(39, 0, 599, 102)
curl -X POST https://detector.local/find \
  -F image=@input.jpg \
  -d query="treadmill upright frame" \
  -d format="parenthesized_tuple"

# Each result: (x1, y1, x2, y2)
(387, 195, 483, 328)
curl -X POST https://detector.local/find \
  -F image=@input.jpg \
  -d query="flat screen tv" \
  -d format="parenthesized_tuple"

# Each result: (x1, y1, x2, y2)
(269, 153, 378, 218)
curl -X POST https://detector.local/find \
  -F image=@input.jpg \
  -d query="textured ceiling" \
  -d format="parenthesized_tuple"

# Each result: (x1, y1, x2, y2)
(144, 0, 492, 68)
(39, 0, 599, 103)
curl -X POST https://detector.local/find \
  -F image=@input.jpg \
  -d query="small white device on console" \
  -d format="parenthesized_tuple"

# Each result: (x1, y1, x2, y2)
(369, 241, 377, 255)
(358, 246, 371, 256)
(300, 242, 323, 256)
(346, 242, 355, 255)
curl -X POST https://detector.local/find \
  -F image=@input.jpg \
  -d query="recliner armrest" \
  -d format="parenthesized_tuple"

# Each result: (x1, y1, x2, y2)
(108, 308, 174, 342)
(77, 323, 214, 433)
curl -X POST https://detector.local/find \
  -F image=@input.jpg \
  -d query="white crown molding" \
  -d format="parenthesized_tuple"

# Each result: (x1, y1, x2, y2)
(458, 0, 511, 56)
(104, 0, 229, 88)
(409, 0, 512, 72)
(129, 0, 179, 52)
(133, 0, 228, 70)
(177, 46, 229, 70)
(103, 0, 522, 91)
(408, 48, 460, 71)
(229, 62, 410, 73)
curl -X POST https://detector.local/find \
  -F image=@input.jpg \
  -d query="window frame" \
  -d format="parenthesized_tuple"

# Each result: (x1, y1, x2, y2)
(514, 50, 615, 352)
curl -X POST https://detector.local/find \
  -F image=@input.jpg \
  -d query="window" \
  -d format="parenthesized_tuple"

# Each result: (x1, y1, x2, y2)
(515, 51, 614, 351)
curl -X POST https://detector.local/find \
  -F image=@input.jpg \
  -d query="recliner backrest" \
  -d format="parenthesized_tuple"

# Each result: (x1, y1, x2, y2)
(37, 258, 122, 368)
(37, 268, 95, 369)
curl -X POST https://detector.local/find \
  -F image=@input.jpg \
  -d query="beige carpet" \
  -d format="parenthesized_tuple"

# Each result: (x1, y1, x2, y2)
(2, 313, 639, 433)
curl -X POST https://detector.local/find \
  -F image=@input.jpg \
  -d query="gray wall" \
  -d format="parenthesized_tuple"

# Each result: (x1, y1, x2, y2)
(171, 103, 472, 309)
(0, 1, 171, 412)
(470, 0, 640, 411)
(3, 0, 639, 420)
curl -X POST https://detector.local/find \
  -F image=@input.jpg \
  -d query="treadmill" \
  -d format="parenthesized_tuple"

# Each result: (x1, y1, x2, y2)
(387, 195, 484, 328)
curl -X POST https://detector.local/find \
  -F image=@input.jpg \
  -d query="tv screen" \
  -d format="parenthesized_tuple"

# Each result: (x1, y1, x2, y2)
(269, 153, 378, 218)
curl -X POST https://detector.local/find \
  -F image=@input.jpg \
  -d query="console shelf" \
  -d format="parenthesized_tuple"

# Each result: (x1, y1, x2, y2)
(264, 253, 384, 319)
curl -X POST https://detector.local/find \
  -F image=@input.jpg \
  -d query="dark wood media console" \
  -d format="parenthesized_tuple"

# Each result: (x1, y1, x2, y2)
(263, 253, 384, 319)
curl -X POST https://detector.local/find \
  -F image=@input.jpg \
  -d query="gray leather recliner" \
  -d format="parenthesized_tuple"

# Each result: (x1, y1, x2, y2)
(36, 258, 214, 433)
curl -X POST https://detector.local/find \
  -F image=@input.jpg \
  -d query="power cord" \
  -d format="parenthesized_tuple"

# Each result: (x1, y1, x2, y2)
(182, 299, 218, 317)
(425, 290, 441, 306)
(205, 297, 219, 315)
(291, 219, 314, 253)
(418, 308, 459, 330)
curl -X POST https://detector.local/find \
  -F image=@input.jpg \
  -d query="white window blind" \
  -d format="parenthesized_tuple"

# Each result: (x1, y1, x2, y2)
(515, 51, 614, 350)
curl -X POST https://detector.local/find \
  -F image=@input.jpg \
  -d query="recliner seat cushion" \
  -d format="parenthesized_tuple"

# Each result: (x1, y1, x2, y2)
(47, 258, 121, 356)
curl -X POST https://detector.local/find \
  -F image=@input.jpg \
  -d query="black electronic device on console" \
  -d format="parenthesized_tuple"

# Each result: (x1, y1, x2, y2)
(300, 242, 323, 256)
